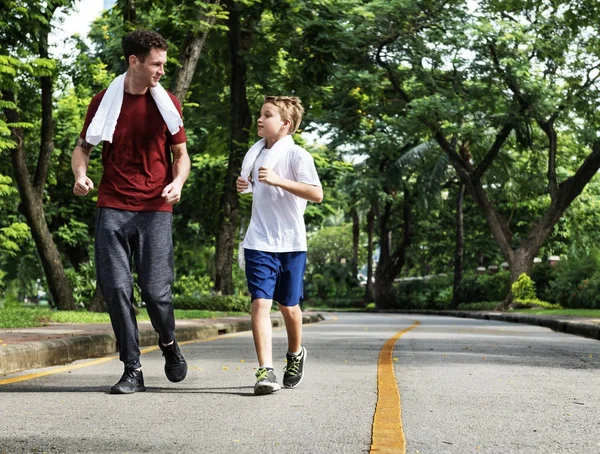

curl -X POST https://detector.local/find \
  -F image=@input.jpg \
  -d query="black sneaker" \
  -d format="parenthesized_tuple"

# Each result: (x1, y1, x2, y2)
(110, 368, 146, 394)
(159, 340, 188, 383)
(254, 367, 280, 395)
(283, 346, 306, 388)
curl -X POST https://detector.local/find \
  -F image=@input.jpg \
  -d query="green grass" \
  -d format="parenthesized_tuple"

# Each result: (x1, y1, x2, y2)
(511, 308, 600, 317)
(0, 308, 54, 328)
(0, 307, 247, 329)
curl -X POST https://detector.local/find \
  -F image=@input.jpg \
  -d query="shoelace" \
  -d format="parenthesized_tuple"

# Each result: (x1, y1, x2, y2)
(255, 368, 269, 381)
(284, 355, 301, 376)
(121, 369, 139, 381)
(162, 344, 183, 361)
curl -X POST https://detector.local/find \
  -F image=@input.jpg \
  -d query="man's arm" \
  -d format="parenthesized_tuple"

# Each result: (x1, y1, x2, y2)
(258, 166, 323, 203)
(71, 138, 94, 196)
(162, 142, 191, 204)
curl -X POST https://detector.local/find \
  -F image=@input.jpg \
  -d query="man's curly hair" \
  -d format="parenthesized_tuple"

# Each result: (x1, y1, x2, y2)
(122, 29, 168, 65)
(263, 96, 305, 134)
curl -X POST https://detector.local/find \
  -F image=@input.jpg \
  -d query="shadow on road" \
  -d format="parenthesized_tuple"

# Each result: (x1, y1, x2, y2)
(0, 385, 256, 396)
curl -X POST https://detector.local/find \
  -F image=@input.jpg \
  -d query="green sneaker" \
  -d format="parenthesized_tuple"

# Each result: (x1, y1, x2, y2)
(254, 367, 280, 395)
(283, 346, 306, 388)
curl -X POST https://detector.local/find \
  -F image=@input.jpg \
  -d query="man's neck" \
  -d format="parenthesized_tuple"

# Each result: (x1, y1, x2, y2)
(124, 72, 148, 95)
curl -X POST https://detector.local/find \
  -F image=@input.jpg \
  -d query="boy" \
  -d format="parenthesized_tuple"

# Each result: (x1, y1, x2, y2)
(236, 96, 323, 395)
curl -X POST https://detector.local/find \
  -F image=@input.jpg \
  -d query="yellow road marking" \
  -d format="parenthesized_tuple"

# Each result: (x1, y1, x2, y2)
(0, 333, 242, 386)
(0, 356, 117, 386)
(370, 321, 420, 454)
(0, 315, 324, 386)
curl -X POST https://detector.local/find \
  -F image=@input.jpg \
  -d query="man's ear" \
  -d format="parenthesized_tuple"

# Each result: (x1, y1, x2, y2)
(128, 54, 138, 68)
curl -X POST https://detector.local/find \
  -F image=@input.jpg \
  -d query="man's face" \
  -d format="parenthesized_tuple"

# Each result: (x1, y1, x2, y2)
(131, 48, 166, 88)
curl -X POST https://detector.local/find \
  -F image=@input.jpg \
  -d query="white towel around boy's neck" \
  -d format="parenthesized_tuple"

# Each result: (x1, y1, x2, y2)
(239, 134, 294, 194)
(85, 72, 183, 146)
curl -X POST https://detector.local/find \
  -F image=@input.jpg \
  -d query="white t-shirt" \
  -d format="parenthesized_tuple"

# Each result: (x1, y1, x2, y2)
(242, 142, 321, 252)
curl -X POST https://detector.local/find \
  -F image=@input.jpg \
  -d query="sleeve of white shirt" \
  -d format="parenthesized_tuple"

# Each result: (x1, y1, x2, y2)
(292, 147, 322, 186)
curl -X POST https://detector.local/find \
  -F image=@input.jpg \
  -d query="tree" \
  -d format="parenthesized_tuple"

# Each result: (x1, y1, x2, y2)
(349, 0, 600, 307)
(1, 0, 76, 309)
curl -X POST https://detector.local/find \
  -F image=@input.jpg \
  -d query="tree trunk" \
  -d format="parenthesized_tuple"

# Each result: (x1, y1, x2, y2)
(170, 0, 221, 103)
(4, 91, 76, 311)
(374, 189, 413, 309)
(496, 249, 536, 310)
(34, 29, 53, 198)
(88, 285, 105, 313)
(120, 0, 137, 25)
(374, 201, 396, 309)
(351, 207, 359, 286)
(365, 204, 376, 302)
(451, 183, 465, 309)
(214, 0, 252, 294)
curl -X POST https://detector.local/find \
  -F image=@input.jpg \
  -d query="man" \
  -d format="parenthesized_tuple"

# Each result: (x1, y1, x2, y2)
(72, 29, 190, 394)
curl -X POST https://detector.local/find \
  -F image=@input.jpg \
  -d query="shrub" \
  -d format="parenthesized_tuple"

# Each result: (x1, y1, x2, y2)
(544, 252, 600, 308)
(393, 275, 453, 310)
(457, 302, 498, 311)
(510, 298, 561, 310)
(511, 273, 536, 301)
(530, 263, 556, 301)
(458, 271, 510, 303)
(172, 294, 250, 313)
(172, 274, 213, 298)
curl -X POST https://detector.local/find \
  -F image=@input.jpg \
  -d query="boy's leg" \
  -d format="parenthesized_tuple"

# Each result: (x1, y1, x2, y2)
(278, 304, 302, 354)
(245, 249, 280, 395)
(252, 298, 274, 367)
(251, 298, 280, 395)
(274, 252, 308, 388)
(95, 208, 146, 394)
(134, 211, 187, 383)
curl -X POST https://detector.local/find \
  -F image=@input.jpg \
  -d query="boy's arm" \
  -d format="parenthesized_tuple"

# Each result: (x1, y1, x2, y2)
(237, 176, 252, 193)
(258, 166, 323, 203)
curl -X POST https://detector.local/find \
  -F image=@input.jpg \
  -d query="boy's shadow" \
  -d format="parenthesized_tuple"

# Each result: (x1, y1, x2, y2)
(147, 385, 256, 397)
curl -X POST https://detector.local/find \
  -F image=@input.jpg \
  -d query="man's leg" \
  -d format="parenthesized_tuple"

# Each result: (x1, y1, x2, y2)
(134, 211, 186, 383)
(95, 208, 145, 394)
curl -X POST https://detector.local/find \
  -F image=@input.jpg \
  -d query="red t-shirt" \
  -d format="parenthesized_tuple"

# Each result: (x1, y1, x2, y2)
(80, 89, 187, 212)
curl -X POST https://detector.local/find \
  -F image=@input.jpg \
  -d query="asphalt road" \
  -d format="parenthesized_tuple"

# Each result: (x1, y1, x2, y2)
(0, 313, 599, 453)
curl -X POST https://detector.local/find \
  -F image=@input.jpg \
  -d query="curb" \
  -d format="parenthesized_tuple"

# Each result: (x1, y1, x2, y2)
(0, 313, 324, 376)
(388, 310, 600, 342)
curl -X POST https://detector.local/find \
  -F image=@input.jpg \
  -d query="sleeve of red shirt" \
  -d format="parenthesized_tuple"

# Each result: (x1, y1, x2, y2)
(79, 90, 106, 140)
(167, 92, 187, 145)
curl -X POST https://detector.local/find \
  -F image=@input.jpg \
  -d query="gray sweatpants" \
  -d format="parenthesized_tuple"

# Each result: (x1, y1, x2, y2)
(95, 207, 175, 369)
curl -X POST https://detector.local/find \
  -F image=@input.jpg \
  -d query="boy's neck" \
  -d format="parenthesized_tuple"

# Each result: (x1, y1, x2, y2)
(265, 133, 290, 149)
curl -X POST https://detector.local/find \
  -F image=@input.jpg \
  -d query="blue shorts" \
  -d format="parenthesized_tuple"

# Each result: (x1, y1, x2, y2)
(244, 249, 307, 307)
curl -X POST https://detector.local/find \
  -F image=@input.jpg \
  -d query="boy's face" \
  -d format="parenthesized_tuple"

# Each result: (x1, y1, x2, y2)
(129, 47, 167, 88)
(257, 103, 290, 140)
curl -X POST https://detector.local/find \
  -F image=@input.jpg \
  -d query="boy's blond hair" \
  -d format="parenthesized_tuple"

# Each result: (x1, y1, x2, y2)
(263, 96, 305, 134)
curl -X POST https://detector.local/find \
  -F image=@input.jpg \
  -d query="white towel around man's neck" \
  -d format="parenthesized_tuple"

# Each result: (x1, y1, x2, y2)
(85, 72, 183, 146)
(239, 134, 294, 194)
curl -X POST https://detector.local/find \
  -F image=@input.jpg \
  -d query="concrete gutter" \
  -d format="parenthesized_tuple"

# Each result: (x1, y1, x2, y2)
(392, 310, 600, 341)
(0, 313, 324, 376)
